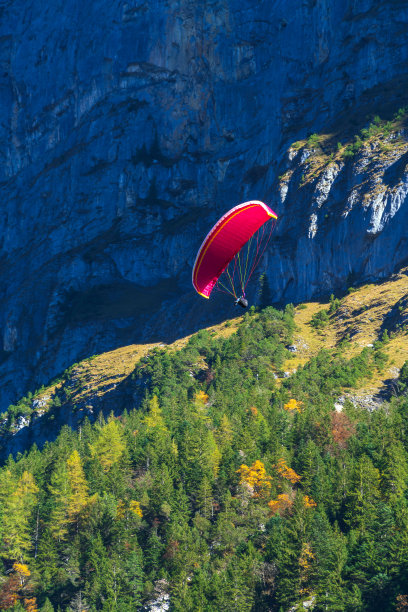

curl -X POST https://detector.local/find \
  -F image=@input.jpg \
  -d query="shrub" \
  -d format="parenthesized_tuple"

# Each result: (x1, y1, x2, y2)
(310, 309, 330, 329)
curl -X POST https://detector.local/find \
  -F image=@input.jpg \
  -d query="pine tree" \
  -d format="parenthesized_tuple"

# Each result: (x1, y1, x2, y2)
(120, 548, 144, 607)
(66, 450, 90, 523)
(0, 470, 39, 560)
(195, 477, 214, 519)
(89, 416, 125, 473)
(145, 527, 164, 576)
(84, 534, 114, 608)
(49, 462, 71, 541)
(148, 464, 174, 517)
(381, 440, 408, 502)
(345, 454, 381, 532)
(40, 598, 54, 611)
(311, 512, 349, 609)
(34, 529, 60, 592)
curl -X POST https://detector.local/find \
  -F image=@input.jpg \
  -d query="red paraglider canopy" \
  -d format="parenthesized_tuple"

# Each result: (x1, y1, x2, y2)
(192, 200, 277, 299)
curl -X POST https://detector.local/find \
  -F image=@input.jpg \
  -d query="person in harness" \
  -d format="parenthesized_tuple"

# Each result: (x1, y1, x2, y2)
(234, 296, 248, 308)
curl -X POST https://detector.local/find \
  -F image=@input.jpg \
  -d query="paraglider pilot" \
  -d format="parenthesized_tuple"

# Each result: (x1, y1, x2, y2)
(234, 296, 248, 308)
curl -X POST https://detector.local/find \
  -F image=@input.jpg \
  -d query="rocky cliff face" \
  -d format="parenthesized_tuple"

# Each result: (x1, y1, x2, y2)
(269, 126, 408, 304)
(1, 0, 408, 411)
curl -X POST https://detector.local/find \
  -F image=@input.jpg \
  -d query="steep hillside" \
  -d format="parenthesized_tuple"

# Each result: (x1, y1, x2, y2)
(0, 317, 243, 459)
(1, 268, 407, 460)
(3, 0, 408, 412)
(283, 267, 408, 393)
(1, 283, 408, 610)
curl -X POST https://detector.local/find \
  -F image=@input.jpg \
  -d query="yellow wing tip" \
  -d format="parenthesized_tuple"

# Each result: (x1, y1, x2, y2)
(197, 291, 210, 299)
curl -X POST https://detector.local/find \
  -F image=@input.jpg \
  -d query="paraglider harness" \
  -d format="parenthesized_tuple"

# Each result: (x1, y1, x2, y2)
(234, 295, 248, 309)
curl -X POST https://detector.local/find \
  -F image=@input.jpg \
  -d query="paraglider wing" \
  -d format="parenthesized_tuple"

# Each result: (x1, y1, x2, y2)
(192, 200, 278, 298)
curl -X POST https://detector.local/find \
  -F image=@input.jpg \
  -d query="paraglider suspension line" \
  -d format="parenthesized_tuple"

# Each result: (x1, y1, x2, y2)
(214, 216, 276, 299)
(243, 219, 275, 292)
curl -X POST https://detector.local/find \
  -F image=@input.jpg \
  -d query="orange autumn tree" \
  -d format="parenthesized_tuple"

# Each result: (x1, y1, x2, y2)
(269, 493, 317, 515)
(331, 411, 356, 449)
(23, 597, 38, 612)
(268, 458, 307, 515)
(303, 495, 317, 508)
(0, 563, 37, 611)
(268, 493, 293, 515)
(274, 458, 301, 484)
(237, 460, 272, 498)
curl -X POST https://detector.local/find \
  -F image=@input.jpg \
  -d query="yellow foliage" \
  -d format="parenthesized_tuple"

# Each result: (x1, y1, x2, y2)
(17, 471, 39, 498)
(299, 542, 315, 571)
(67, 450, 90, 519)
(116, 499, 143, 520)
(303, 495, 317, 508)
(237, 460, 272, 498)
(298, 542, 315, 599)
(0, 471, 39, 559)
(13, 562, 30, 577)
(249, 406, 258, 417)
(268, 493, 293, 515)
(275, 458, 301, 484)
(195, 390, 209, 404)
(90, 418, 125, 472)
(116, 499, 126, 520)
(283, 398, 302, 413)
(129, 500, 143, 518)
(143, 395, 168, 432)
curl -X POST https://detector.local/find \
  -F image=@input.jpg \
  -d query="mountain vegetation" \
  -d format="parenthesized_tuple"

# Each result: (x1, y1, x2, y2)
(1, 293, 408, 611)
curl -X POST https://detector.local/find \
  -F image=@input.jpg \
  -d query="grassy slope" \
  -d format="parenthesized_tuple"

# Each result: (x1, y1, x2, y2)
(27, 268, 408, 414)
(283, 267, 408, 393)
(41, 317, 244, 410)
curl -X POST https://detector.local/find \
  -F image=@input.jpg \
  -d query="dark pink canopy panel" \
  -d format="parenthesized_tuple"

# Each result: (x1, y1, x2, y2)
(192, 201, 278, 298)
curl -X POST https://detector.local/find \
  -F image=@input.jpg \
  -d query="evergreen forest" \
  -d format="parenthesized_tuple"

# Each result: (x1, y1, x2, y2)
(1, 306, 408, 611)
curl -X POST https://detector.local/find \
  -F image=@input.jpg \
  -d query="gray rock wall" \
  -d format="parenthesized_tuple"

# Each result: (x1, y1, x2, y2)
(1, 0, 408, 410)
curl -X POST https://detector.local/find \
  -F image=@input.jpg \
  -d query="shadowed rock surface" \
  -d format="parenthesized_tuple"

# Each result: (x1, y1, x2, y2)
(1, 0, 408, 410)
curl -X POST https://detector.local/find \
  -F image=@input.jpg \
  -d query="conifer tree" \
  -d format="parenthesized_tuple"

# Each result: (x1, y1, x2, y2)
(89, 416, 125, 473)
(40, 597, 54, 611)
(66, 450, 90, 527)
(345, 455, 381, 531)
(34, 529, 60, 592)
(0, 470, 38, 560)
(84, 534, 114, 608)
(49, 462, 71, 541)
(195, 476, 214, 519)
(381, 440, 408, 502)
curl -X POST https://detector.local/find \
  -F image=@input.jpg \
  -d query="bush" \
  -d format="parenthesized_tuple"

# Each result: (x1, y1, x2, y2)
(329, 294, 341, 314)
(398, 360, 408, 394)
(307, 133, 320, 148)
(310, 309, 330, 329)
